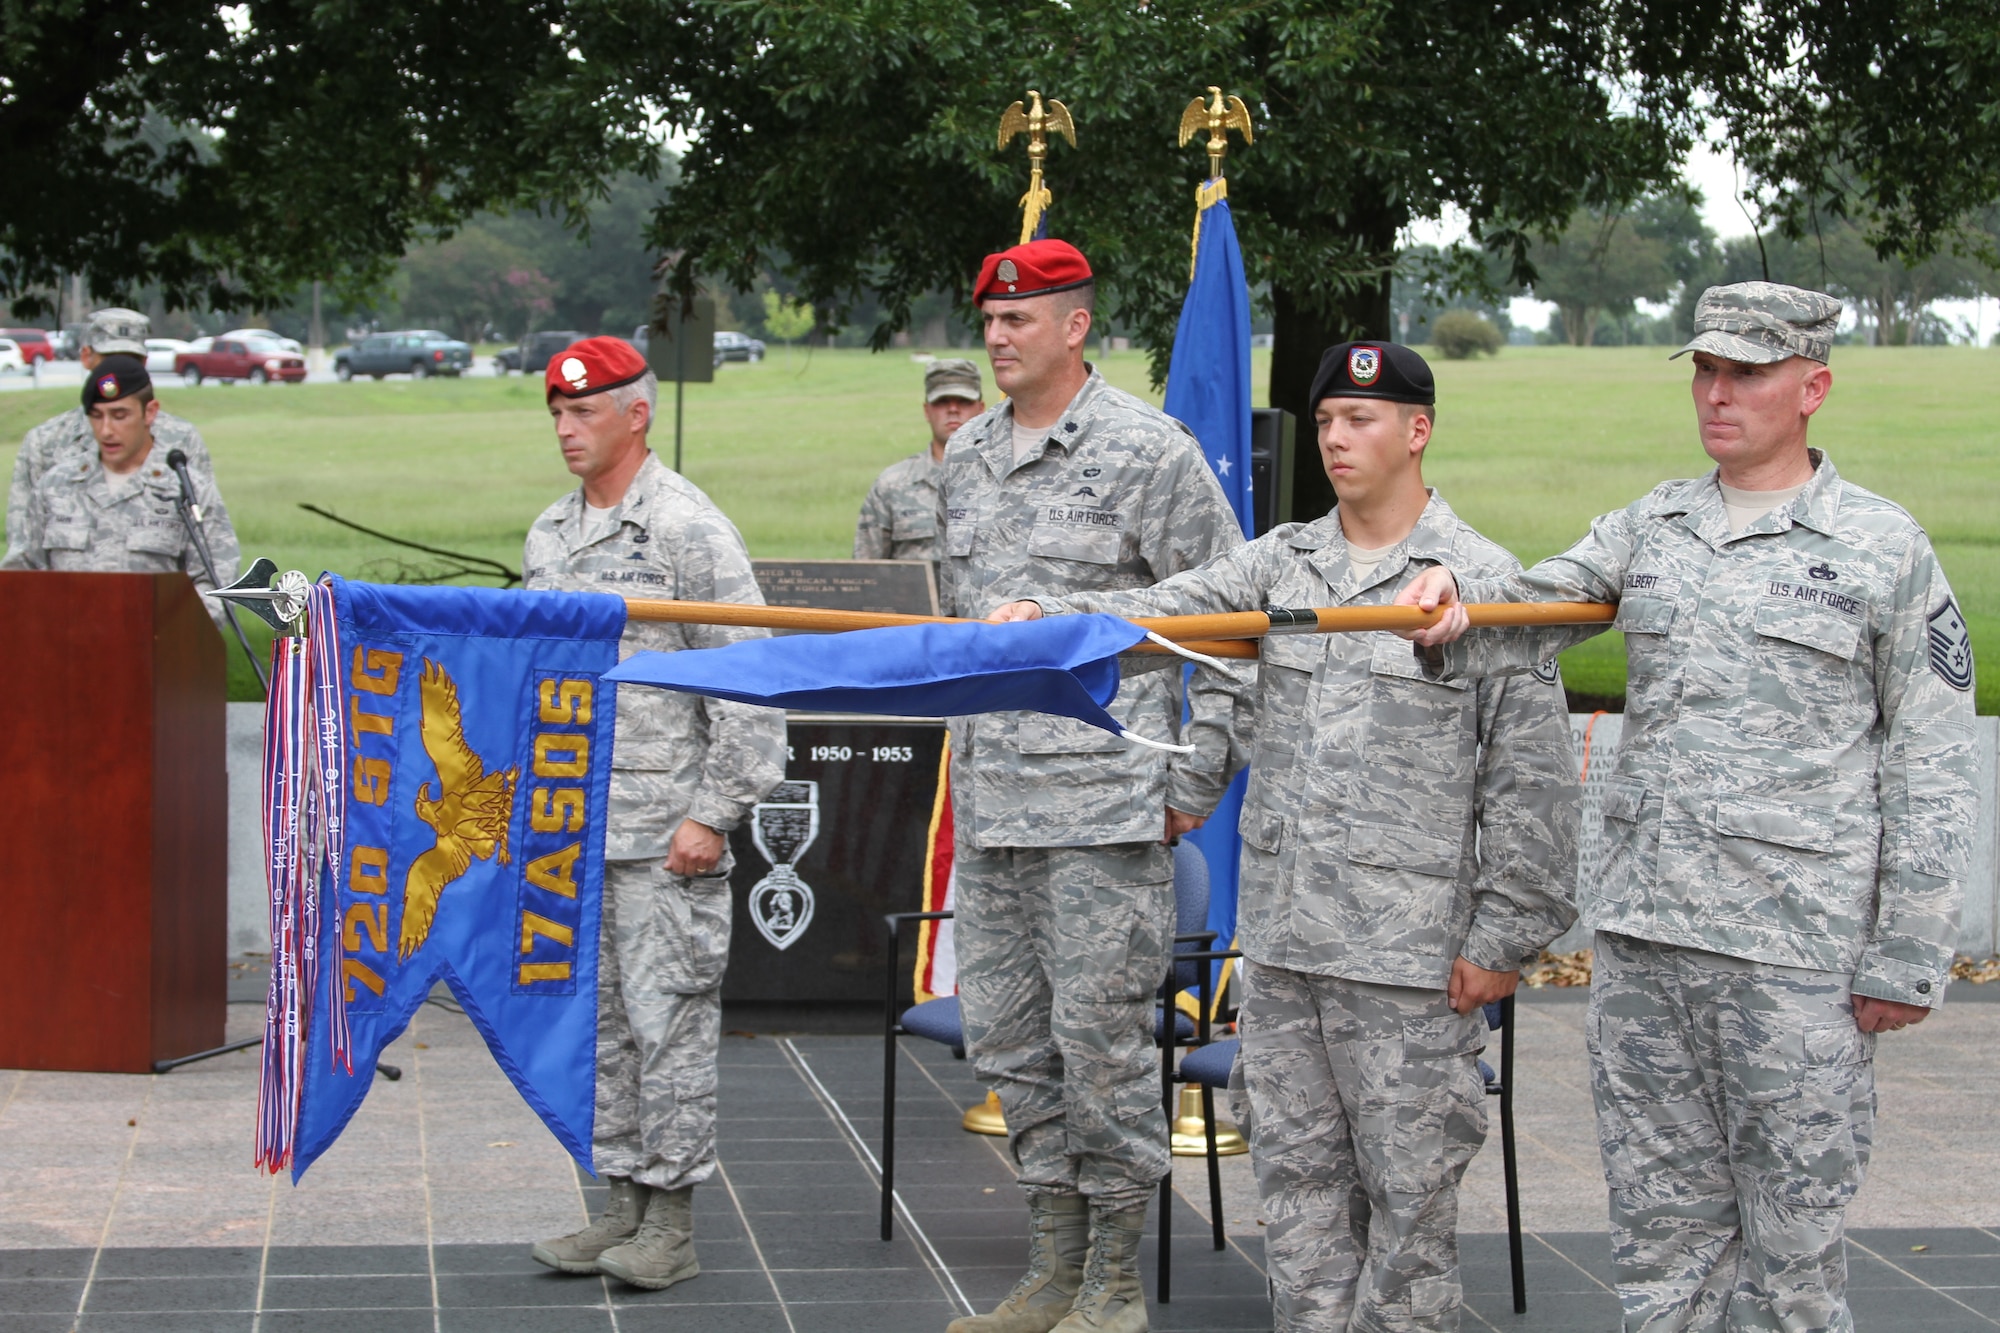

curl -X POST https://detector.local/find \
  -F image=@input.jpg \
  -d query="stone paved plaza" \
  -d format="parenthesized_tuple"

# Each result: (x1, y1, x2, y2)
(2, 980, 1998, 1331)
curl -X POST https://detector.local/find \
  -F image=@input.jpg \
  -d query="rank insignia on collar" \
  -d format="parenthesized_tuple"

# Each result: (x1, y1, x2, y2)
(1532, 658, 1560, 685)
(1347, 346, 1381, 386)
(1082, 467, 1101, 477)
(1928, 599, 1974, 691)
(1808, 562, 1838, 581)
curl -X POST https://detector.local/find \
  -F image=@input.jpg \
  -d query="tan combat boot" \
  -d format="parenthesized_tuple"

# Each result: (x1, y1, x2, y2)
(530, 1175, 650, 1273)
(596, 1184, 700, 1290)
(946, 1192, 1089, 1333)
(1050, 1201, 1148, 1333)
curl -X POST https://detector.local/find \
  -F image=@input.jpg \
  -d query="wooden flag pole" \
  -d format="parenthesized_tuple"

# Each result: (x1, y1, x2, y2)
(619, 597, 1615, 659)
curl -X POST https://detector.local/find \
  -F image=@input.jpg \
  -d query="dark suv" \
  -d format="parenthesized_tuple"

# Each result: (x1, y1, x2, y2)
(335, 330, 473, 380)
(494, 330, 589, 375)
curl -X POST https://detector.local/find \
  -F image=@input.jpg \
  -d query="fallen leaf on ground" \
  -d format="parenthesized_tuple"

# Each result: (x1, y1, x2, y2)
(1522, 950, 1593, 988)
(1950, 955, 2000, 984)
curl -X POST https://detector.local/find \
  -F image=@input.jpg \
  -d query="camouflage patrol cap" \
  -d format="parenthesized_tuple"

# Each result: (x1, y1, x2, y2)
(1672, 282, 1842, 365)
(83, 307, 149, 356)
(924, 358, 983, 403)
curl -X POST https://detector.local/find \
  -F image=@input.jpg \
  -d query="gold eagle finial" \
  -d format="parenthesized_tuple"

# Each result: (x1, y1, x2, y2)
(998, 90, 1077, 245)
(1178, 86, 1254, 180)
(397, 660, 520, 960)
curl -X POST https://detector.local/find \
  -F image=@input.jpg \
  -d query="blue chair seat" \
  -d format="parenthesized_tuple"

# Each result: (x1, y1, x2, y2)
(1479, 1057, 1498, 1091)
(900, 996, 962, 1045)
(1177, 1038, 1237, 1089)
(903, 995, 1191, 1047)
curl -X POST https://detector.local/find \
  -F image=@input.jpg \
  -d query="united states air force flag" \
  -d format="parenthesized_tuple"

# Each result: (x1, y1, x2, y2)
(1163, 179, 1253, 1005)
(260, 578, 625, 1180)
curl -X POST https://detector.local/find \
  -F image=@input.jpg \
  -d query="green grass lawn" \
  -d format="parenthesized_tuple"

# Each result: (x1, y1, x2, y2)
(3, 343, 1995, 710)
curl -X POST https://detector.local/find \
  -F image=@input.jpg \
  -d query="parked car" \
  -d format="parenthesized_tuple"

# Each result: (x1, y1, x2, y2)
(174, 336, 308, 385)
(336, 330, 473, 380)
(0, 339, 25, 374)
(493, 329, 590, 375)
(0, 329, 55, 363)
(144, 338, 193, 374)
(220, 327, 305, 354)
(714, 330, 766, 363)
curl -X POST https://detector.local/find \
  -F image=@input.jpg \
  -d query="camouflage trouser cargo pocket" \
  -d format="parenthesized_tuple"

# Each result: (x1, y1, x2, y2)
(1379, 1013, 1488, 1196)
(651, 857, 735, 993)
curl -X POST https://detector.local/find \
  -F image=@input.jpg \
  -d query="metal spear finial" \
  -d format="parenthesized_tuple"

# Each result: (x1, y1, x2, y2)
(214, 559, 313, 633)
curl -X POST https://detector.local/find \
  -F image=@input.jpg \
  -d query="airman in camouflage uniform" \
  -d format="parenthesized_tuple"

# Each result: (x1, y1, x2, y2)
(6, 308, 217, 563)
(854, 358, 985, 561)
(524, 337, 786, 1292)
(939, 239, 1249, 1333)
(2, 354, 238, 628)
(1009, 342, 1580, 1332)
(1400, 284, 1979, 1332)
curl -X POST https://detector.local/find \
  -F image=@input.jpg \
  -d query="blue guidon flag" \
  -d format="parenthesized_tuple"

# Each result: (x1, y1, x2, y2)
(606, 615, 1193, 751)
(259, 579, 625, 1180)
(1162, 173, 1255, 1006)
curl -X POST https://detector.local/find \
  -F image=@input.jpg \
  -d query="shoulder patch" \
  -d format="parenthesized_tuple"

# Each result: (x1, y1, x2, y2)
(1531, 658, 1561, 686)
(1928, 599, 1974, 691)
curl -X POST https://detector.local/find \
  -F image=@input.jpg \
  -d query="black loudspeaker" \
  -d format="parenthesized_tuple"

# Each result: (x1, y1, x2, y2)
(1249, 408, 1298, 534)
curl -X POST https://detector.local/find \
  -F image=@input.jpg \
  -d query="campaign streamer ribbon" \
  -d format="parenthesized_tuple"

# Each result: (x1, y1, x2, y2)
(255, 581, 352, 1172)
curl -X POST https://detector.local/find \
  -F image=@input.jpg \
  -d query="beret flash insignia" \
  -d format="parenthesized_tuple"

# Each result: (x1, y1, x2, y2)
(560, 356, 589, 389)
(1347, 347, 1381, 386)
(97, 374, 119, 399)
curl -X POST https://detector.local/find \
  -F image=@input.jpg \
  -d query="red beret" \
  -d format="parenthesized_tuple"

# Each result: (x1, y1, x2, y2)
(973, 239, 1094, 303)
(546, 336, 649, 400)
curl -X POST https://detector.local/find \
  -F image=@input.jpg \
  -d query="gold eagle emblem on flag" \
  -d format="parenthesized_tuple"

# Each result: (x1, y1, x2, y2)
(398, 660, 520, 959)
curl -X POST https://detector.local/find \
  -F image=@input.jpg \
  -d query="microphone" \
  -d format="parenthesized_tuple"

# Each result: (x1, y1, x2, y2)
(165, 448, 201, 522)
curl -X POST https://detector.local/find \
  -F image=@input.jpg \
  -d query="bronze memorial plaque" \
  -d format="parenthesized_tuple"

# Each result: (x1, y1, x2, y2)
(751, 558, 938, 618)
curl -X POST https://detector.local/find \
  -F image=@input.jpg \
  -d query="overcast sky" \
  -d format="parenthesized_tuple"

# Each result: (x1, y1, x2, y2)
(1406, 141, 1997, 345)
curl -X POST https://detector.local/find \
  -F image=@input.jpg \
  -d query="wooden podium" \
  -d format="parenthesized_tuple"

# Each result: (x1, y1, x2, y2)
(0, 572, 228, 1073)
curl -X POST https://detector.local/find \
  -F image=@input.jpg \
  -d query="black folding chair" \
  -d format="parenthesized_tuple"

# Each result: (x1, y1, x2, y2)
(878, 843, 1209, 1244)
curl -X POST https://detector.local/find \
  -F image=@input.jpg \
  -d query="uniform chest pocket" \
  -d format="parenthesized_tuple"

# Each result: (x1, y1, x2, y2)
(1016, 712, 1128, 754)
(1257, 636, 1319, 730)
(1027, 523, 1121, 565)
(43, 522, 90, 551)
(1613, 596, 1677, 636)
(1739, 599, 1872, 747)
(943, 520, 976, 557)
(1361, 637, 1471, 775)
(892, 508, 937, 540)
(126, 524, 184, 556)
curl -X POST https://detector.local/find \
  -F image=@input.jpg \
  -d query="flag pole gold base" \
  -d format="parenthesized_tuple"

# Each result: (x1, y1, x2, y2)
(1169, 1085, 1248, 1156)
(962, 1089, 1008, 1136)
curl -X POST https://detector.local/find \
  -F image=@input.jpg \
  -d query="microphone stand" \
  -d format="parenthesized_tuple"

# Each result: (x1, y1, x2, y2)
(165, 447, 269, 694)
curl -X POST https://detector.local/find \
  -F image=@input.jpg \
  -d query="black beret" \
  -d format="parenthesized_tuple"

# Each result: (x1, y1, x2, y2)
(82, 354, 150, 409)
(1309, 341, 1435, 408)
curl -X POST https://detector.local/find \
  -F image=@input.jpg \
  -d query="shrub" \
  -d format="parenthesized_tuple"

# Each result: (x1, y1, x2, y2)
(1431, 310, 1504, 360)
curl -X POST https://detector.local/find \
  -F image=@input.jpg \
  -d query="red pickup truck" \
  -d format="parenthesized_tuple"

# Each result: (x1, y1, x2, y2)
(174, 337, 308, 385)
